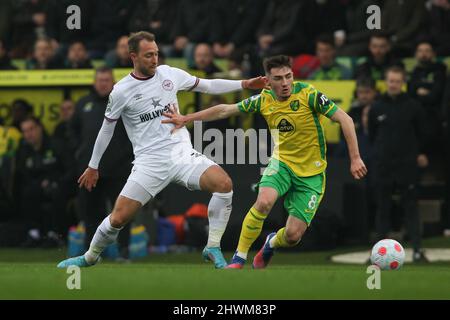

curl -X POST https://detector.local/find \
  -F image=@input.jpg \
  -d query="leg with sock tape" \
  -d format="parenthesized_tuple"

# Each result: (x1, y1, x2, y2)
(57, 214, 122, 268)
(57, 195, 141, 268)
(236, 207, 267, 259)
(84, 214, 123, 264)
(206, 191, 233, 248)
(253, 217, 307, 269)
(228, 187, 277, 269)
(202, 191, 233, 269)
(271, 215, 308, 249)
(197, 165, 234, 269)
(227, 207, 267, 269)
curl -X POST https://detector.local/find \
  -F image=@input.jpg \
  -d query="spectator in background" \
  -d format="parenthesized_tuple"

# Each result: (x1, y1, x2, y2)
(128, 0, 179, 57)
(52, 99, 78, 232)
(291, 54, 320, 79)
(69, 67, 133, 260)
(192, 43, 222, 76)
(408, 39, 447, 158)
(60, 100, 75, 122)
(86, 0, 136, 59)
(225, 50, 252, 78)
(338, 77, 378, 161)
(171, 0, 213, 60)
(9, 0, 47, 58)
(11, 99, 34, 130)
(0, 118, 22, 221)
(308, 34, 352, 80)
(380, 0, 427, 57)
(210, 0, 267, 59)
(354, 32, 403, 81)
(336, 0, 381, 56)
(63, 41, 93, 69)
(53, 100, 76, 156)
(257, 0, 308, 57)
(15, 117, 69, 247)
(337, 77, 379, 234)
(26, 38, 62, 70)
(429, 0, 450, 56)
(104, 35, 133, 69)
(0, 40, 17, 70)
(369, 67, 429, 262)
(0, 118, 21, 165)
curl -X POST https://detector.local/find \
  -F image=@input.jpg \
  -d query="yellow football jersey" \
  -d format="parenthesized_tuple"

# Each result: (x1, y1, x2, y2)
(237, 81, 338, 177)
(0, 125, 21, 158)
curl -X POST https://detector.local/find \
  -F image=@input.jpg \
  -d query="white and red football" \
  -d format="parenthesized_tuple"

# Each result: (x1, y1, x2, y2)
(370, 239, 405, 270)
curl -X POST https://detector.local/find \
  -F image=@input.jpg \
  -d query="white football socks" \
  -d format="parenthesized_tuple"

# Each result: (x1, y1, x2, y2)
(206, 191, 233, 248)
(236, 251, 248, 260)
(269, 236, 277, 249)
(84, 214, 122, 264)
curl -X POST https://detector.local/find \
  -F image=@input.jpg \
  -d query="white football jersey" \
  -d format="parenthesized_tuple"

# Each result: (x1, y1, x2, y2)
(104, 65, 199, 163)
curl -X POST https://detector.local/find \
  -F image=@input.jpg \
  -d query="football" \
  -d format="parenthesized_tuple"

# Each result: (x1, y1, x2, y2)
(370, 239, 405, 270)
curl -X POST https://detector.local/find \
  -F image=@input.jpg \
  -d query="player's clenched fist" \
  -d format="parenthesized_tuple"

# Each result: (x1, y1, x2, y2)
(350, 157, 368, 180)
(78, 167, 99, 191)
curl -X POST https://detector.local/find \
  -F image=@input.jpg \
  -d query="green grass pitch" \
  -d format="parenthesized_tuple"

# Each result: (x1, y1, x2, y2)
(1, 237, 450, 299)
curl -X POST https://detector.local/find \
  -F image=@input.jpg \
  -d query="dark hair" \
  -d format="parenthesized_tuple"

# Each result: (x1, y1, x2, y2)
(369, 31, 390, 42)
(315, 34, 335, 48)
(34, 37, 52, 48)
(385, 65, 406, 79)
(263, 55, 292, 74)
(68, 40, 86, 48)
(12, 99, 33, 113)
(95, 65, 113, 76)
(356, 77, 376, 89)
(20, 116, 43, 128)
(415, 36, 436, 51)
(128, 31, 156, 54)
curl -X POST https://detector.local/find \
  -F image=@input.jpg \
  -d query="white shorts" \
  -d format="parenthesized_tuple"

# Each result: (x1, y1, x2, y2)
(119, 146, 216, 205)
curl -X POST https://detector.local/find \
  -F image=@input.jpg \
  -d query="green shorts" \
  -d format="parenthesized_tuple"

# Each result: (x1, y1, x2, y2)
(259, 159, 326, 225)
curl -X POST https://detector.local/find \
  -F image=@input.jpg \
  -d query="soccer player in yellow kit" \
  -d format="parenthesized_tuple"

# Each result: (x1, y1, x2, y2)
(163, 55, 367, 269)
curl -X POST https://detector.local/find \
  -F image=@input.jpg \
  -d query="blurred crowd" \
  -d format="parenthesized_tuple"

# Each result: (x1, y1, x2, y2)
(0, 67, 136, 251)
(0, 0, 449, 78)
(1, 0, 450, 252)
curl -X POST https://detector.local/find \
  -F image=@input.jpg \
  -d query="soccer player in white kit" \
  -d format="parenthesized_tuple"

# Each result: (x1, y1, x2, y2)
(57, 31, 265, 269)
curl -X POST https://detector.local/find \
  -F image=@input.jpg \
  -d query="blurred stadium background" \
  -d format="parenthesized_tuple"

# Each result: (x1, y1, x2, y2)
(0, 0, 450, 270)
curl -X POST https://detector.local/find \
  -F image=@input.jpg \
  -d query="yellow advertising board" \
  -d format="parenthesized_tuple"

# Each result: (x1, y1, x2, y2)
(0, 69, 132, 87)
(0, 90, 64, 134)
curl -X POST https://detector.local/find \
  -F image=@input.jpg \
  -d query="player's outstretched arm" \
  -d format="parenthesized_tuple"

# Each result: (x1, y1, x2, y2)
(78, 119, 117, 191)
(193, 76, 267, 95)
(162, 104, 240, 131)
(330, 108, 368, 180)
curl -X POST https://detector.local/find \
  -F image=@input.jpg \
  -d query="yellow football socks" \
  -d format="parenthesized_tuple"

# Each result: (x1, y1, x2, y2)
(236, 207, 267, 259)
(271, 227, 300, 248)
